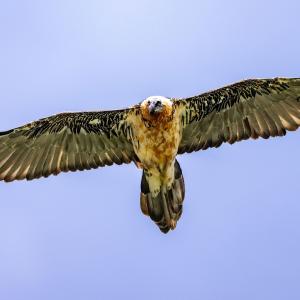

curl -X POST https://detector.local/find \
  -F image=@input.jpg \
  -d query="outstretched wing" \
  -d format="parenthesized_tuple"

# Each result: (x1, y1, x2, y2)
(0, 108, 138, 182)
(177, 78, 300, 153)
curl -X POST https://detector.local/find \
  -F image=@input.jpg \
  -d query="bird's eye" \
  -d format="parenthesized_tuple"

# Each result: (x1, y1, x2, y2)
(147, 100, 151, 105)
(156, 100, 162, 106)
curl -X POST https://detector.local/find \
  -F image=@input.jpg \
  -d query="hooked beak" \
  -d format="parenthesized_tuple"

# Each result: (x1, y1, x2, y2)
(148, 101, 163, 115)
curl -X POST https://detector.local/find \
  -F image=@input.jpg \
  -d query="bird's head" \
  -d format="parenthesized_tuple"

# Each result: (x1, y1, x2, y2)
(140, 96, 174, 125)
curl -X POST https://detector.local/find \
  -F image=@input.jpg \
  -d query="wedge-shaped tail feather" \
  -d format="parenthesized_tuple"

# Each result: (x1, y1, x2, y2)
(140, 160, 185, 233)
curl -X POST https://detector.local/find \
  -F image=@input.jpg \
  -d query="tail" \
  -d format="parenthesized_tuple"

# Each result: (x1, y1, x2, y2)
(140, 160, 185, 233)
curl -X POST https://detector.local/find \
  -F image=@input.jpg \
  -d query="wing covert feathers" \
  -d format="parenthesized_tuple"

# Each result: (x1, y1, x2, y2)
(0, 109, 136, 182)
(2, 77, 300, 181)
(177, 78, 300, 153)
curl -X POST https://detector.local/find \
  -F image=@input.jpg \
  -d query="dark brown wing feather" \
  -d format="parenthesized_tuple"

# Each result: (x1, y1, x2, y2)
(177, 78, 300, 153)
(0, 109, 137, 182)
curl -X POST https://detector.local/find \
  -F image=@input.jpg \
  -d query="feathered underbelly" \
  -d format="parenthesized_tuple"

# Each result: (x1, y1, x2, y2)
(129, 114, 181, 194)
(137, 131, 178, 195)
(140, 131, 177, 168)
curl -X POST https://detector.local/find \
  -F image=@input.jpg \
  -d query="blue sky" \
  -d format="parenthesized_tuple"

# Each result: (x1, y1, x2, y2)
(0, 1, 300, 299)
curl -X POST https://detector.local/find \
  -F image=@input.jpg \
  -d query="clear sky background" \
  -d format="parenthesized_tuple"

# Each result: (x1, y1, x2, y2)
(0, 1, 300, 299)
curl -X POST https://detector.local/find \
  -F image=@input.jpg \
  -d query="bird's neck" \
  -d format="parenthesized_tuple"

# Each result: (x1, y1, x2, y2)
(140, 104, 174, 127)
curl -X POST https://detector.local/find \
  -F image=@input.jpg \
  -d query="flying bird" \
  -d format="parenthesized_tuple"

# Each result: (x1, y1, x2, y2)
(1, 77, 300, 233)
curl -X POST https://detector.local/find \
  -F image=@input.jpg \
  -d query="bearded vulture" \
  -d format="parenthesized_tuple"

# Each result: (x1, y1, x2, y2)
(1, 77, 300, 233)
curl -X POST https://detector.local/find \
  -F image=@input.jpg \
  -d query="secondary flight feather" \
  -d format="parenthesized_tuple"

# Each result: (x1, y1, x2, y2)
(1, 77, 299, 233)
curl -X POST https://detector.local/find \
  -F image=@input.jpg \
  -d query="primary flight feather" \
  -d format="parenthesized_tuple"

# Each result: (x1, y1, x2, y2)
(1, 77, 300, 233)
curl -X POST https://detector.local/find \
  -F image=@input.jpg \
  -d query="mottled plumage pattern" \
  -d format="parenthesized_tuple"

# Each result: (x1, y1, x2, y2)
(177, 78, 300, 153)
(1, 77, 299, 233)
(0, 109, 137, 182)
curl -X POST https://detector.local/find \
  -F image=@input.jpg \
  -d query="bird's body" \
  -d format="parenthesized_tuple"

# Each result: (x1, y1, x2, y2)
(1, 77, 300, 233)
(129, 96, 185, 231)
(130, 96, 181, 188)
